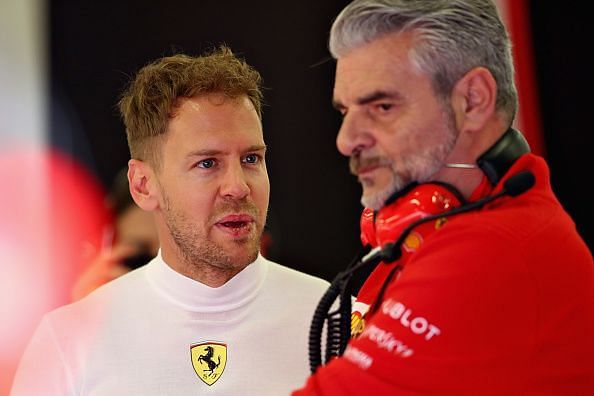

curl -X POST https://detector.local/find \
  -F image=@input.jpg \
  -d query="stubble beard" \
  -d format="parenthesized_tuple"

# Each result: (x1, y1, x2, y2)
(161, 192, 263, 277)
(358, 108, 458, 211)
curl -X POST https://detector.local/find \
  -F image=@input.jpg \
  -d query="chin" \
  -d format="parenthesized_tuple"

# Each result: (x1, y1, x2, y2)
(225, 241, 260, 265)
(361, 187, 393, 211)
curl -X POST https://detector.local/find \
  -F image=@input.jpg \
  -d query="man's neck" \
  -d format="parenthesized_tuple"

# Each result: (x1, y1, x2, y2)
(432, 167, 484, 200)
(160, 246, 245, 288)
(434, 119, 509, 199)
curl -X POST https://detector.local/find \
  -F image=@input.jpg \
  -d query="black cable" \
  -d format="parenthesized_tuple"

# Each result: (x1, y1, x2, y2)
(308, 248, 375, 373)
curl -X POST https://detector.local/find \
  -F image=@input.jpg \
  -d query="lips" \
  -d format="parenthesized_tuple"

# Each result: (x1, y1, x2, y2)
(214, 214, 255, 238)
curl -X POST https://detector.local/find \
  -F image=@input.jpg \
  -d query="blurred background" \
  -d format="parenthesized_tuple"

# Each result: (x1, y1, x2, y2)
(1, 0, 592, 393)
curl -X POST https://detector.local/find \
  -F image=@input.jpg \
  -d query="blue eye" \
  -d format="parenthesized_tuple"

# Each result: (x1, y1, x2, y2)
(244, 154, 260, 164)
(197, 159, 216, 169)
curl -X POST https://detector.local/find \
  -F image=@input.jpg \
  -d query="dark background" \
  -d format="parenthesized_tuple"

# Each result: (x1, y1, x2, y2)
(50, 1, 593, 282)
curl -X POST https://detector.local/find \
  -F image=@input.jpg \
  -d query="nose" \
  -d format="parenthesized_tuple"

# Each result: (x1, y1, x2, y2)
(220, 163, 250, 200)
(336, 111, 374, 157)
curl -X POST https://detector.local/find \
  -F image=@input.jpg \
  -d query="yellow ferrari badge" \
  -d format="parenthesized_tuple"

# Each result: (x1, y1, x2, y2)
(351, 311, 366, 339)
(190, 342, 227, 386)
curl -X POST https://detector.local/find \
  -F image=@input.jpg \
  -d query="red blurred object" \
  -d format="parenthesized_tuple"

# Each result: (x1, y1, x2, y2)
(0, 146, 111, 394)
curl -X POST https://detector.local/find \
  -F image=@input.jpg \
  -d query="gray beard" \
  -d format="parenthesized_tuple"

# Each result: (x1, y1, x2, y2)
(362, 112, 459, 211)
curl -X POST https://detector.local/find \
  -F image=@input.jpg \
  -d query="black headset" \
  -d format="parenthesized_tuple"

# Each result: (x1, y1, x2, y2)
(309, 127, 533, 374)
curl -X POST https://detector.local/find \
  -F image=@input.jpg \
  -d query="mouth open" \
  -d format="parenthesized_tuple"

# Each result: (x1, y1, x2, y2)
(215, 214, 255, 238)
(219, 220, 250, 229)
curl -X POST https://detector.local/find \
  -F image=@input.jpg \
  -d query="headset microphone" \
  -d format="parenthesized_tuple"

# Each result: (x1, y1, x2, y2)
(367, 170, 536, 265)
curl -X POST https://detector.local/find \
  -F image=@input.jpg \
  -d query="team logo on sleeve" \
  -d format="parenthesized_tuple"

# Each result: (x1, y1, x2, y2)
(351, 302, 371, 338)
(351, 312, 366, 338)
(190, 342, 227, 386)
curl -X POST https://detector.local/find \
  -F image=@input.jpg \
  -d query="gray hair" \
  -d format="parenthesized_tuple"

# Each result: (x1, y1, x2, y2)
(329, 0, 517, 123)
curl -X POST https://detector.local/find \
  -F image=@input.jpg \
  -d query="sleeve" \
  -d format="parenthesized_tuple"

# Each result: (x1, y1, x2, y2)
(11, 316, 76, 396)
(292, 224, 537, 395)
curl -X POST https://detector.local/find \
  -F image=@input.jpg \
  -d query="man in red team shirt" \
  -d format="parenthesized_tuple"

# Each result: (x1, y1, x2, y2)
(294, 0, 594, 394)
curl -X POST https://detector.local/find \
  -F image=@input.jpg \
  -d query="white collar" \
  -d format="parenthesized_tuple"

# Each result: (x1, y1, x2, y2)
(145, 251, 268, 313)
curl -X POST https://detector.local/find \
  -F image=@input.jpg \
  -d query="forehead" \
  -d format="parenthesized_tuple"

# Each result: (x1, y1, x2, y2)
(165, 94, 264, 151)
(334, 32, 423, 102)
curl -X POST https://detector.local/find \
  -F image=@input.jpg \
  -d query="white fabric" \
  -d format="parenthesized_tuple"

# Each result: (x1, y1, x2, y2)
(11, 253, 329, 395)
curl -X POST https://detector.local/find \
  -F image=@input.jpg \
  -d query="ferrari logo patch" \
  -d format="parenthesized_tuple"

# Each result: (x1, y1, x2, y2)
(351, 311, 366, 338)
(190, 342, 227, 386)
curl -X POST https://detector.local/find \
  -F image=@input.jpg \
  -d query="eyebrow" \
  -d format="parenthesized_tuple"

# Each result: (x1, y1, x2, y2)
(246, 144, 268, 152)
(332, 90, 403, 110)
(186, 145, 267, 157)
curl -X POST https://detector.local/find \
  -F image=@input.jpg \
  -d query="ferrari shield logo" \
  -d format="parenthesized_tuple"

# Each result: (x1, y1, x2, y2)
(190, 342, 227, 386)
(351, 311, 366, 339)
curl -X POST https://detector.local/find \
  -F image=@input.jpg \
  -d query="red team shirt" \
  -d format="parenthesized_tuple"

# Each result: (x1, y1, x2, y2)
(294, 154, 594, 395)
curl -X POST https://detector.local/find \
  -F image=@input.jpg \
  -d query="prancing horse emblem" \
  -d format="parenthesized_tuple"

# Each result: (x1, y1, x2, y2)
(190, 342, 227, 386)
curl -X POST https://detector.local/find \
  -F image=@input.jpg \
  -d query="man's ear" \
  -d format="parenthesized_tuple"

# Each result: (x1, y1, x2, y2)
(450, 66, 497, 133)
(128, 159, 160, 211)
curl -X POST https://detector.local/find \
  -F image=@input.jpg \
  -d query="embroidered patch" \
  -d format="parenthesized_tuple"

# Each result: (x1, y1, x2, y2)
(190, 342, 227, 386)
(351, 311, 366, 338)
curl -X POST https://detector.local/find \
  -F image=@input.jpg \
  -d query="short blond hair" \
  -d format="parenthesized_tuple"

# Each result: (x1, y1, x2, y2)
(119, 46, 263, 167)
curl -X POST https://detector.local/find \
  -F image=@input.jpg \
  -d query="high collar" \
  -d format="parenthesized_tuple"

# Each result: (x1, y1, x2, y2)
(144, 251, 268, 313)
(469, 153, 548, 203)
